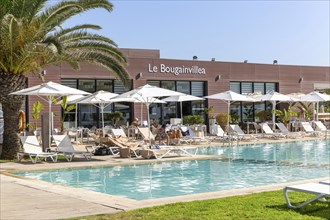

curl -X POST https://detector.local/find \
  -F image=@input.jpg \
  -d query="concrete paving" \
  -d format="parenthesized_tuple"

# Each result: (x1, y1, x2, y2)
(0, 136, 329, 220)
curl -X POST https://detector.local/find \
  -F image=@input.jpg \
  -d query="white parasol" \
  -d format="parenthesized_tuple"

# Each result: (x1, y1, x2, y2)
(299, 91, 330, 121)
(70, 90, 118, 136)
(114, 84, 185, 145)
(10, 81, 89, 149)
(162, 94, 205, 119)
(110, 96, 166, 123)
(254, 91, 294, 130)
(204, 91, 254, 131)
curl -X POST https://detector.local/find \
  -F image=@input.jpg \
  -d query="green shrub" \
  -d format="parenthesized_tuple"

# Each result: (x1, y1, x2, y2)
(216, 113, 230, 129)
(183, 115, 204, 125)
(255, 110, 271, 122)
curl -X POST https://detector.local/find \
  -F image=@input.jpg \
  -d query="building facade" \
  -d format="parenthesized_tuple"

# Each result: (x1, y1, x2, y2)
(26, 48, 330, 129)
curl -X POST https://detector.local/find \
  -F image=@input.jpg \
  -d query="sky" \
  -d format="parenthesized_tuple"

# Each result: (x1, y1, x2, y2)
(63, 0, 330, 67)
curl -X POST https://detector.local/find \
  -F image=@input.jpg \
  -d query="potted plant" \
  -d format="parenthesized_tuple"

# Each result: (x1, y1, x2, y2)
(183, 115, 204, 125)
(216, 112, 230, 131)
(205, 106, 216, 127)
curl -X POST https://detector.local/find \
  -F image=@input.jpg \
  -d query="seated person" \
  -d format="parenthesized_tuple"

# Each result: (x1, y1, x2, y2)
(157, 124, 169, 145)
(167, 129, 182, 145)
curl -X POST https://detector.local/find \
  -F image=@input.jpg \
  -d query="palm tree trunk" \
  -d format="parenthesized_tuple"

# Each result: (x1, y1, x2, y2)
(0, 72, 26, 159)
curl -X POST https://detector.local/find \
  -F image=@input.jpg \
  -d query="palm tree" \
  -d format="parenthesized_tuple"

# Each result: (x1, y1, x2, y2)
(0, 0, 130, 159)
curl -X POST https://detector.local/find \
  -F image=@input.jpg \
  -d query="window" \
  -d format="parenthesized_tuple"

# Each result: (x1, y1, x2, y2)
(266, 83, 276, 93)
(148, 81, 160, 87)
(229, 81, 278, 122)
(176, 81, 190, 94)
(61, 79, 77, 88)
(114, 80, 129, 94)
(241, 82, 253, 94)
(97, 80, 112, 92)
(161, 81, 175, 91)
(191, 82, 205, 97)
(254, 83, 265, 94)
(79, 80, 95, 92)
(230, 82, 240, 93)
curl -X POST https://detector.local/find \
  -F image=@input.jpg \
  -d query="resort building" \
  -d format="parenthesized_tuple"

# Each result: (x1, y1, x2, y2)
(25, 48, 330, 130)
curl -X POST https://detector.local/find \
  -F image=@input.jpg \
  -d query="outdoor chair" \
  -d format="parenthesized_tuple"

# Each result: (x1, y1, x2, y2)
(260, 123, 285, 139)
(17, 136, 58, 164)
(320, 180, 330, 185)
(284, 182, 330, 209)
(275, 123, 302, 138)
(177, 126, 194, 144)
(52, 135, 92, 161)
(313, 121, 327, 132)
(107, 136, 142, 158)
(229, 125, 254, 141)
(211, 125, 230, 142)
(139, 144, 197, 159)
(137, 127, 157, 144)
(301, 122, 319, 136)
(110, 128, 128, 138)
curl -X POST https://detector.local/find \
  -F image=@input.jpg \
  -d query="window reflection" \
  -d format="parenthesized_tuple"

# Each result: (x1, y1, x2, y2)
(177, 81, 190, 94)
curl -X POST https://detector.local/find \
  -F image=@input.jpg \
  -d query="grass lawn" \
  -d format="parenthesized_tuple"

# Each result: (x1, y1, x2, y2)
(69, 190, 329, 220)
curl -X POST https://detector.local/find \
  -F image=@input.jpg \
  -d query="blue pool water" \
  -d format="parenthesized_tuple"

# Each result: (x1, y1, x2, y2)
(13, 140, 330, 200)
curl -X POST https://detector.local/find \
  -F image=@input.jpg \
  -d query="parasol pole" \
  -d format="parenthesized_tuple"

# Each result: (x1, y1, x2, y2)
(227, 101, 230, 133)
(48, 96, 52, 150)
(316, 102, 319, 121)
(141, 103, 143, 124)
(272, 101, 276, 131)
(101, 103, 105, 137)
(180, 101, 183, 121)
(146, 102, 151, 146)
(75, 103, 78, 128)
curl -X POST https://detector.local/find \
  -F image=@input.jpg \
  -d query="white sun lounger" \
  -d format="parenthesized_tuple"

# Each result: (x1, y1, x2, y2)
(301, 122, 319, 136)
(110, 128, 127, 138)
(17, 136, 57, 163)
(138, 127, 156, 144)
(52, 135, 92, 161)
(229, 125, 254, 141)
(275, 123, 302, 138)
(260, 123, 285, 139)
(313, 121, 328, 134)
(319, 180, 330, 185)
(284, 182, 330, 209)
(140, 145, 197, 159)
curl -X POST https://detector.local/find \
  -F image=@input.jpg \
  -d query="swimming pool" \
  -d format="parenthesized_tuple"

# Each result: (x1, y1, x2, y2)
(13, 140, 329, 200)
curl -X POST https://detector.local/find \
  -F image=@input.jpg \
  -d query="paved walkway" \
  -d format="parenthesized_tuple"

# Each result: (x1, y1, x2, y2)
(1, 136, 328, 220)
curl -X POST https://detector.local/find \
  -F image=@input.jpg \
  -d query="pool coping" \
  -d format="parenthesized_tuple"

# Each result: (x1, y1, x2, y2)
(1, 172, 329, 212)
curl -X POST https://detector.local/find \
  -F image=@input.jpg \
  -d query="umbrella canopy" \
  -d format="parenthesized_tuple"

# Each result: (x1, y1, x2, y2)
(253, 91, 294, 130)
(115, 84, 185, 145)
(10, 81, 89, 149)
(162, 94, 205, 119)
(299, 91, 330, 121)
(11, 81, 90, 96)
(299, 91, 330, 102)
(70, 90, 118, 136)
(110, 96, 166, 123)
(204, 91, 254, 131)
